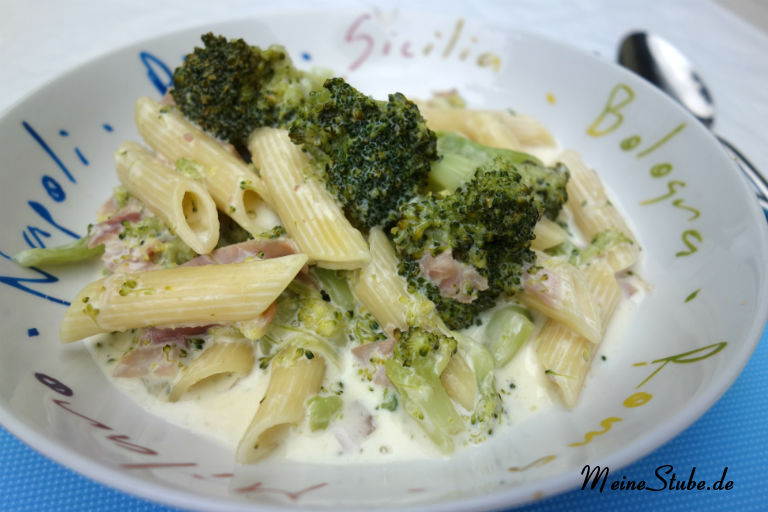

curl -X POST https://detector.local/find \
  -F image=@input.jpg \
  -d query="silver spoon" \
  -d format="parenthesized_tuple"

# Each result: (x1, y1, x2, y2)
(618, 31, 768, 213)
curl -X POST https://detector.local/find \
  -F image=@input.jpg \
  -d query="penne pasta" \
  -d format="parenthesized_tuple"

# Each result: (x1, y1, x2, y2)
(248, 127, 370, 270)
(33, 34, 648, 463)
(351, 227, 440, 333)
(236, 350, 326, 463)
(559, 149, 639, 271)
(440, 353, 476, 412)
(59, 254, 308, 343)
(519, 252, 602, 344)
(114, 141, 219, 254)
(535, 258, 622, 407)
(134, 97, 279, 236)
(352, 227, 412, 332)
(531, 217, 569, 251)
(417, 104, 557, 154)
(168, 341, 255, 402)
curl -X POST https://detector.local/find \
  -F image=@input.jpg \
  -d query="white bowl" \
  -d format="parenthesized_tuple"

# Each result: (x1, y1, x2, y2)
(1, 9, 766, 511)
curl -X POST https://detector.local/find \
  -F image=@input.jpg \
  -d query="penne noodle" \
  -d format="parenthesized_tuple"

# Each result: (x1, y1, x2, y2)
(352, 227, 440, 333)
(134, 97, 279, 236)
(519, 252, 602, 344)
(236, 351, 326, 463)
(352, 227, 412, 332)
(440, 353, 476, 412)
(248, 127, 370, 270)
(417, 105, 556, 154)
(59, 254, 308, 343)
(559, 149, 639, 271)
(168, 341, 255, 402)
(531, 217, 569, 251)
(114, 141, 219, 254)
(535, 258, 622, 407)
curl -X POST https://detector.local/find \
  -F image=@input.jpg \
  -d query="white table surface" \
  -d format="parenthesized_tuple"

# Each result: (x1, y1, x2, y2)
(2, 0, 767, 176)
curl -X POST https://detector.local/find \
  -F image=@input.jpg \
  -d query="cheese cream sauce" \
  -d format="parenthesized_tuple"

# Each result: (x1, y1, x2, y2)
(84, 284, 643, 464)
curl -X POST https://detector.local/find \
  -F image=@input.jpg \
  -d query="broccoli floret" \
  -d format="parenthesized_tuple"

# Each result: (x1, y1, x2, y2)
(383, 327, 463, 453)
(170, 33, 322, 152)
(389, 160, 539, 329)
(430, 131, 569, 220)
(289, 78, 438, 229)
(280, 280, 346, 344)
(270, 273, 386, 350)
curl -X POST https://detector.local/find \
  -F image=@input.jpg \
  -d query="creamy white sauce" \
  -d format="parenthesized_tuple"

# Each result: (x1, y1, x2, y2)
(84, 132, 645, 465)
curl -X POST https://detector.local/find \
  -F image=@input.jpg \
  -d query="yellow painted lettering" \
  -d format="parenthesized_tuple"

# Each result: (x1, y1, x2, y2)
(476, 51, 502, 72)
(637, 122, 687, 158)
(675, 229, 702, 257)
(569, 417, 623, 447)
(636, 341, 728, 388)
(623, 392, 653, 407)
(640, 180, 686, 205)
(586, 84, 635, 137)
(508, 454, 556, 472)
(620, 135, 642, 151)
(650, 163, 673, 178)
(672, 199, 701, 221)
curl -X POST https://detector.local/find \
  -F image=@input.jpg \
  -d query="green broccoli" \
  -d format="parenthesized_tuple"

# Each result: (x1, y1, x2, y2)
(289, 78, 438, 229)
(170, 33, 324, 153)
(389, 160, 540, 329)
(430, 131, 569, 220)
(383, 327, 463, 453)
(453, 333, 503, 439)
(268, 271, 386, 353)
(13, 236, 103, 268)
(171, 35, 437, 230)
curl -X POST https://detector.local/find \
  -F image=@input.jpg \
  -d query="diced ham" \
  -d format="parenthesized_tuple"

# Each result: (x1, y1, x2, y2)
(522, 266, 562, 308)
(352, 339, 395, 387)
(142, 325, 212, 346)
(419, 249, 488, 304)
(332, 401, 375, 452)
(160, 90, 176, 105)
(181, 238, 299, 267)
(371, 365, 391, 387)
(96, 196, 119, 221)
(236, 302, 277, 340)
(88, 199, 144, 248)
(112, 344, 182, 379)
(351, 339, 395, 364)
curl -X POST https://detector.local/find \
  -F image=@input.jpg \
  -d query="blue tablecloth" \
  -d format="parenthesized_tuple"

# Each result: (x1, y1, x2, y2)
(2, 324, 766, 511)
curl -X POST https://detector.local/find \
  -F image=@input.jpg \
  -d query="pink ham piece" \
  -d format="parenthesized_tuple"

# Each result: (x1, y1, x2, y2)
(522, 266, 562, 308)
(352, 339, 395, 386)
(351, 339, 395, 364)
(113, 344, 183, 378)
(88, 198, 144, 249)
(419, 249, 488, 304)
(142, 325, 212, 346)
(181, 238, 300, 267)
(332, 401, 375, 452)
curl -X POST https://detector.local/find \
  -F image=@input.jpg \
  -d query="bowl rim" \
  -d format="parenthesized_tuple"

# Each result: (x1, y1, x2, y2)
(1, 10, 767, 512)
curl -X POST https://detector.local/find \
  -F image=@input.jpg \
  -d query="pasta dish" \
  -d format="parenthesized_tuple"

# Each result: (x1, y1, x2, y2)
(15, 34, 642, 463)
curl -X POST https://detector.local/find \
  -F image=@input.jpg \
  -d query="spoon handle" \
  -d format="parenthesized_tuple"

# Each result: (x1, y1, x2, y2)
(716, 134, 768, 217)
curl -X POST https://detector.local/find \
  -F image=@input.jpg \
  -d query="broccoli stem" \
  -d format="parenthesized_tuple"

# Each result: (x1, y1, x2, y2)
(430, 131, 542, 191)
(309, 267, 355, 312)
(384, 358, 464, 453)
(306, 395, 343, 431)
(483, 305, 535, 367)
(13, 237, 103, 267)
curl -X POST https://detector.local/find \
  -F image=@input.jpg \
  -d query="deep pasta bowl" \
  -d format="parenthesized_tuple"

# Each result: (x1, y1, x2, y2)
(1, 8, 767, 512)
